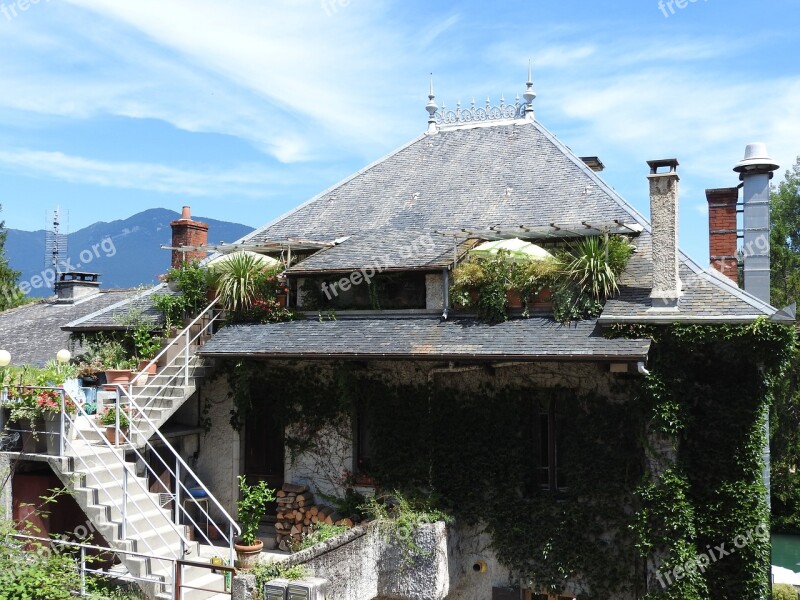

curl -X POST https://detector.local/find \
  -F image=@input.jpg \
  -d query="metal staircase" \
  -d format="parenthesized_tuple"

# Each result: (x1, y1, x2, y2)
(42, 300, 240, 599)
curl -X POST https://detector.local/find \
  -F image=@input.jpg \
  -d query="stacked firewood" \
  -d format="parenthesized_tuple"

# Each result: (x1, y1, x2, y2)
(274, 482, 358, 552)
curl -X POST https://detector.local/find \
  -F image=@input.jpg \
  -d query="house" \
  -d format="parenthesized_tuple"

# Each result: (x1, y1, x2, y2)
(0, 75, 793, 600)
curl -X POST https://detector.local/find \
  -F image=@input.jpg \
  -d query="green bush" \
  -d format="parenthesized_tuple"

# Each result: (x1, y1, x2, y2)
(774, 583, 798, 600)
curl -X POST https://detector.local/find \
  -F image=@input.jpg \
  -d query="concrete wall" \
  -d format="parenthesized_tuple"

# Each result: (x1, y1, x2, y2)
(194, 376, 240, 521)
(0, 453, 11, 520)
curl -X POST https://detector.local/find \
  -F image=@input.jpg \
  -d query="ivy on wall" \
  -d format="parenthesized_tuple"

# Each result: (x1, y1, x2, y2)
(217, 317, 795, 599)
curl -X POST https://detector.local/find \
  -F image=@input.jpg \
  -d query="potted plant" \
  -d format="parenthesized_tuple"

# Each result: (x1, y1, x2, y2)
(516, 257, 561, 313)
(98, 406, 131, 445)
(3, 386, 45, 453)
(450, 261, 485, 309)
(103, 361, 137, 388)
(234, 475, 275, 569)
(131, 323, 162, 383)
(37, 389, 76, 454)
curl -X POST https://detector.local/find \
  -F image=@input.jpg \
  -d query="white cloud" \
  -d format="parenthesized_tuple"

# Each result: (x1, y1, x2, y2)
(0, 149, 283, 196)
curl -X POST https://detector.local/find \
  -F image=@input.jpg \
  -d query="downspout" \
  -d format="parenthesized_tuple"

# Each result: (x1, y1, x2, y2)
(442, 268, 450, 320)
(637, 362, 650, 376)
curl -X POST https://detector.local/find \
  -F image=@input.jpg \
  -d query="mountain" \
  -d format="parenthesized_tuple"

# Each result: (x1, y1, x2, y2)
(5, 208, 254, 296)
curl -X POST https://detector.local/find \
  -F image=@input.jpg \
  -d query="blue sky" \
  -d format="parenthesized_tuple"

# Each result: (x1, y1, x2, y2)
(0, 0, 798, 264)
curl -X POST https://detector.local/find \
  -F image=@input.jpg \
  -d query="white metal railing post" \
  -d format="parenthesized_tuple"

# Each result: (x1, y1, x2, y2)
(114, 388, 120, 447)
(175, 461, 182, 531)
(122, 466, 128, 540)
(59, 389, 65, 457)
(0, 387, 6, 431)
(80, 546, 86, 596)
(229, 521, 234, 565)
(184, 328, 190, 387)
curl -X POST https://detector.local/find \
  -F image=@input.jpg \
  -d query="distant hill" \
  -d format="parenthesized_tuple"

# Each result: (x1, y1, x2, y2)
(6, 208, 254, 296)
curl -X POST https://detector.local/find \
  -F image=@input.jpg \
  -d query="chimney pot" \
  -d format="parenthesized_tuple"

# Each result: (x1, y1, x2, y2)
(647, 159, 682, 310)
(736, 143, 777, 304)
(181, 206, 192, 220)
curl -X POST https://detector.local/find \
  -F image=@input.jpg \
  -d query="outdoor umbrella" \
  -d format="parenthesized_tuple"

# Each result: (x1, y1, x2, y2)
(468, 238, 554, 262)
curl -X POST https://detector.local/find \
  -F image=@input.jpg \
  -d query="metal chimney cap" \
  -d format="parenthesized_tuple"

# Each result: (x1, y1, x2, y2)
(733, 142, 780, 174)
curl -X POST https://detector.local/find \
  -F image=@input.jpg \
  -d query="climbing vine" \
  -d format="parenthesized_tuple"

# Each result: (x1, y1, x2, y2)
(217, 317, 794, 598)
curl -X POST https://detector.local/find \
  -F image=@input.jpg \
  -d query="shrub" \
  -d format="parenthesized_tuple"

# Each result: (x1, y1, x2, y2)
(774, 583, 799, 600)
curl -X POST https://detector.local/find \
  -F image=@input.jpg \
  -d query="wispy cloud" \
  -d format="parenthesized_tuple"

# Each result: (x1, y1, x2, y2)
(0, 149, 283, 197)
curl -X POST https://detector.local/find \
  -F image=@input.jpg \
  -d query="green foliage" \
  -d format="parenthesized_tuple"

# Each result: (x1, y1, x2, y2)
(361, 492, 452, 565)
(563, 235, 628, 301)
(771, 156, 800, 309)
(773, 583, 799, 600)
(293, 523, 349, 552)
(213, 253, 270, 313)
(551, 282, 603, 323)
(170, 261, 210, 315)
(613, 318, 795, 599)
(236, 475, 276, 546)
(252, 562, 307, 589)
(152, 293, 188, 332)
(450, 261, 486, 307)
(0, 204, 24, 313)
(98, 406, 130, 427)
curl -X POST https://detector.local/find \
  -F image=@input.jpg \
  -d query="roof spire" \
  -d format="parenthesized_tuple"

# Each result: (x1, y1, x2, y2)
(523, 59, 536, 118)
(426, 73, 439, 134)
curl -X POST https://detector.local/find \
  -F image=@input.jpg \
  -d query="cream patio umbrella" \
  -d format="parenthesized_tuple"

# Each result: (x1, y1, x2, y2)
(468, 238, 553, 262)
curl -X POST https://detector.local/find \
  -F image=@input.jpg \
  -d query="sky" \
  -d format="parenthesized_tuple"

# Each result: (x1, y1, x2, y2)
(0, 0, 798, 264)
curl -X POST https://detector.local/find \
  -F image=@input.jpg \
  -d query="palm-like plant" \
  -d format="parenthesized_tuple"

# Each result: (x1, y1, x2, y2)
(213, 253, 272, 312)
(564, 236, 619, 301)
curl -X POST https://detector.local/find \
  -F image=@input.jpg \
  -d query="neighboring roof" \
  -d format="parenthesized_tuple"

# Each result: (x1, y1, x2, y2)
(62, 285, 174, 332)
(198, 317, 651, 361)
(0, 290, 139, 367)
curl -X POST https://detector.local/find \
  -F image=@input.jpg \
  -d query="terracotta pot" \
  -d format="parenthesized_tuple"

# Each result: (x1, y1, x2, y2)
(275, 293, 288, 307)
(104, 425, 129, 445)
(506, 289, 523, 308)
(104, 370, 135, 385)
(234, 539, 263, 570)
(137, 361, 158, 375)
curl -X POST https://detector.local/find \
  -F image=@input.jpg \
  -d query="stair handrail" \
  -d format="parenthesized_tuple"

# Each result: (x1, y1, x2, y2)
(117, 384, 242, 564)
(128, 298, 220, 402)
(59, 392, 192, 565)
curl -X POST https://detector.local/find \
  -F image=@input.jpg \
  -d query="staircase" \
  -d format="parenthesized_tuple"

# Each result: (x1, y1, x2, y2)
(47, 301, 240, 599)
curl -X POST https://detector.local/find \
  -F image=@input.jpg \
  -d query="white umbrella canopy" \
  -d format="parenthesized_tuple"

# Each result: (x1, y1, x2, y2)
(468, 238, 554, 263)
(207, 251, 280, 269)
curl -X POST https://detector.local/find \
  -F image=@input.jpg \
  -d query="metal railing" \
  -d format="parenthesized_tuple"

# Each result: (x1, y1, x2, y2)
(128, 298, 221, 415)
(115, 382, 240, 565)
(9, 533, 233, 600)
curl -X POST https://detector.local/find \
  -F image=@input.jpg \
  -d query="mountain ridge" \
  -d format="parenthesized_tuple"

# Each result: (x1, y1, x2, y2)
(6, 208, 254, 296)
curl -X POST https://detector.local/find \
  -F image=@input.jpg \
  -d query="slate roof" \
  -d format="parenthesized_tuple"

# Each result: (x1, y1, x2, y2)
(0, 290, 138, 367)
(198, 317, 651, 361)
(240, 118, 777, 323)
(62, 285, 174, 332)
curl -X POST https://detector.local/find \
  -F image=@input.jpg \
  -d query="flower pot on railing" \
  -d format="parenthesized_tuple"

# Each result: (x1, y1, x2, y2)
(42, 411, 68, 455)
(20, 418, 46, 454)
(135, 361, 158, 386)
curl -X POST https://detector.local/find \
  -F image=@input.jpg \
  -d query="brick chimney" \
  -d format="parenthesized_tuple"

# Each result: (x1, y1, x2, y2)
(170, 206, 208, 269)
(647, 159, 682, 310)
(705, 187, 740, 284)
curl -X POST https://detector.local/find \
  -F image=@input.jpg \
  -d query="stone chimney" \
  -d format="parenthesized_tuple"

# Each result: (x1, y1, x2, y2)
(55, 272, 100, 303)
(170, 206, 208, 269)
(705, 187, 740, 284)
(647, 159, 682, 309)
(733, 143, 779, 304)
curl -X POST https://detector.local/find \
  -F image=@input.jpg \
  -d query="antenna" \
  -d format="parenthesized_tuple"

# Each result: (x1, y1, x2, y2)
(45, 207, 69, 274)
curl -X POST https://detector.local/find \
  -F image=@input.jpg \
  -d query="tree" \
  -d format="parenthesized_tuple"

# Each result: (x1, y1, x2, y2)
(0, 204, 23, 312)
(769, 157, 800, 533)
(770, 157, 800, 309)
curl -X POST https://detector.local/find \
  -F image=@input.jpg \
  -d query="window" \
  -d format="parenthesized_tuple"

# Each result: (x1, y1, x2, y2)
(532, 395, 570, 493)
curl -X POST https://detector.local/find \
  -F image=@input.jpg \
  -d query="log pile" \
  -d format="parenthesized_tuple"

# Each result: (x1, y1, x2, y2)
(274, 482, 358, 552)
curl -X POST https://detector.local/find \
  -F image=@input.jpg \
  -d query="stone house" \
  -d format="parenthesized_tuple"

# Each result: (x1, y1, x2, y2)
(0, 76, 792, 600)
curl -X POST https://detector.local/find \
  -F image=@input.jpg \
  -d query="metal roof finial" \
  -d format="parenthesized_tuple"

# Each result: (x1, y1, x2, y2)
(426, 74, 439, 134)
(523, 59, 536, 118)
